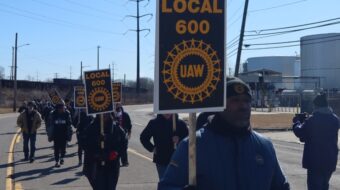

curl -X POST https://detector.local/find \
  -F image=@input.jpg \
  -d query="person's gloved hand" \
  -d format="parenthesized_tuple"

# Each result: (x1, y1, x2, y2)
(108, 151, 118, 161)
(183, 185, 196, 190)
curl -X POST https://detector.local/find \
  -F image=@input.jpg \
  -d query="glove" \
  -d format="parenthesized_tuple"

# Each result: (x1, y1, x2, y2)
(108, 151, 118, 161)
(183, 185, 196, 190)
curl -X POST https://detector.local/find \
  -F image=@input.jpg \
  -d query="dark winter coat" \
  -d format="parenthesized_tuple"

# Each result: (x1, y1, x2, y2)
(47, 110, 73, 142)
(116, 108, 132, 134)
(293, 107, 340, 172)
(82, 116, 126, 175)
(158, 114, 290, 190)
(140, 115, 188, 166)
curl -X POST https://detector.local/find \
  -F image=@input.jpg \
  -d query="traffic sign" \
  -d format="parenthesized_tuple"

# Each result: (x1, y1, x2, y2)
(154, 0, 226, 113)
(84, 69, 114, 115)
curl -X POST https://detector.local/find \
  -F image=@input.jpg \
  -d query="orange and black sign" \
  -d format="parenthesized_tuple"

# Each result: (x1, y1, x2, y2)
(112, 82, 122, 103)
(74, 86, 86, 108)
(47, 89, 63, 105)
(84, 69, 113, 115)
(155, 0, 226, 113)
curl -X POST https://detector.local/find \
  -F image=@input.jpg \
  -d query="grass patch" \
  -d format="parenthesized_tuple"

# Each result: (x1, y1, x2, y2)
(0, 108, 13, 114)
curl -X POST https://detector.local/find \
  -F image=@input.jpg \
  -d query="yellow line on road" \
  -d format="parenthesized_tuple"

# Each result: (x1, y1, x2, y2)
(15, 135, 21, 144)
(128, 148, 152, 162)
(6, 129, 21, 190)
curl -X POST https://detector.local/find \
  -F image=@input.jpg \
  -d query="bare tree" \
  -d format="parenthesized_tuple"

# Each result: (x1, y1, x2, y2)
(0, 66, 4, 79)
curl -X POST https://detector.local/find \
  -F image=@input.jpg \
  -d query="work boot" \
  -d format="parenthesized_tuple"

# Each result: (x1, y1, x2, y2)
(60, 159, 64, 165)
(55, 162, 60, 168)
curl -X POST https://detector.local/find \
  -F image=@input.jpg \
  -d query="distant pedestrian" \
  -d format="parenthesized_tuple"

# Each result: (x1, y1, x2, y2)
(82, 113, 126, 190)
(17, 101, 42, 163)
(47, 102, 73, 168)
(18, 101, 27, 113)
(115, 103, 132, 167)
(73, 108, 93, 165)
(293, 93, 340, 190)
(140, 114, 188, 179)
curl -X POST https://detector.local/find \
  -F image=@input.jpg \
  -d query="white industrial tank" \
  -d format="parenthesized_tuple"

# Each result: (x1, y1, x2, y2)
(300, 33, 340, 89)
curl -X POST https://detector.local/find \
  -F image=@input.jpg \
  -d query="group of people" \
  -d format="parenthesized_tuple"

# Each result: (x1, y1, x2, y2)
(15, 76, 340, 190)
(17, 99, 132, 190)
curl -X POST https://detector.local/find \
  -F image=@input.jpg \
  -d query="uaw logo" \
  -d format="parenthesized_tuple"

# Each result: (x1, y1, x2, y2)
(162, 39, 222, 104)
(88, 87, 112, 112)
(76, 96, 85, 107)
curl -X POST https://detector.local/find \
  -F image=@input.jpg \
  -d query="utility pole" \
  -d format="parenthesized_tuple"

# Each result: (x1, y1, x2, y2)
(80, 61, 83, 80)
(11, 47, 14, 80)
(124, 0, 152, 94)
(97, 46, 100, 70)
(234, 0, 249, 77)
(112, 62, 115, 81)
(54, 73, 59, 79)
(36, 71, 39, 82)
(13, 33, 18, 112)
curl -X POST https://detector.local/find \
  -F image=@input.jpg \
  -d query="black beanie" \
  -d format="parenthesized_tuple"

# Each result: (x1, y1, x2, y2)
(227, 77, 252, 98)
(313, 93, 328, 107)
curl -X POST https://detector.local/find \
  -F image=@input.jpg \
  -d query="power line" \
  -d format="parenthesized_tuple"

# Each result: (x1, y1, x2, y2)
(0, 3, 123, 35)
(227, 35, 239, 46)
(30, 0, 120, 22)
(63, 0, 122, 17)
(246, 17, 340, 33)
(244, 34, 340, 47)
(244, 36, 340, 50)
(249, 0, 307, 13)
(244, 20, 340, 37)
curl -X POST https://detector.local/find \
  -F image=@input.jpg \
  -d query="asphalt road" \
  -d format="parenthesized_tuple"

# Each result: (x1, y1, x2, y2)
(0, 104, 339, 190)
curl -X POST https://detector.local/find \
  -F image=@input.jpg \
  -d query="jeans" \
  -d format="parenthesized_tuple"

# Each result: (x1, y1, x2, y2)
(156, 164, 167, 180)
(23, 133, 36, 159)
(307, 170, 333, 190)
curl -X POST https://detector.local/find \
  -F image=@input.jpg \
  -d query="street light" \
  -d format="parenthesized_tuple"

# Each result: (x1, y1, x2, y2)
(13, 32, 30, 112)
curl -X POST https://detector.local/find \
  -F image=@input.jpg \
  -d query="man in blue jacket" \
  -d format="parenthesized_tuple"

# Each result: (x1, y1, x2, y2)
(293, 93, 340, 190)
(158, 77, 290, 190)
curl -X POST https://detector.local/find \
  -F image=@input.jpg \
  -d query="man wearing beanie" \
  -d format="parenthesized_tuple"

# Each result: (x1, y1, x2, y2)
(293, 93, 340, 190)
(158, 77, 290, 190)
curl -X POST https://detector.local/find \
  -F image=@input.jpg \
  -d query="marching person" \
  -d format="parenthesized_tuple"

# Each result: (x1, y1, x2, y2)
(17, 101, 42, 163)
(47, 101, 73, 168)
(82, 113, 126, 190)
(115, 103, 132, 167)
(140, 114, 188, 180)
(292, 93, 340, 190)
(73, 108, 94, 165)
(158, 77, 290, 190)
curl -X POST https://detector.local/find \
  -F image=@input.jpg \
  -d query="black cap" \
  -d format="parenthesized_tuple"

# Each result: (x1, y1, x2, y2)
(313, 93, 328, 107)
(227, 77, 252, 98)
(27, 101, 36, 107)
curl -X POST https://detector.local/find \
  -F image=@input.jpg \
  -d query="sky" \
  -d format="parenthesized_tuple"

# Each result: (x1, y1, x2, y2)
(0, 0, 340, 81)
